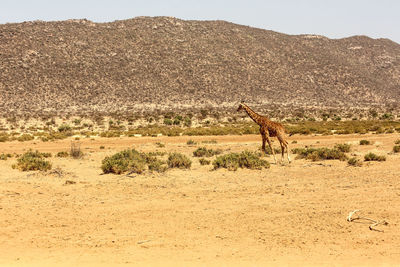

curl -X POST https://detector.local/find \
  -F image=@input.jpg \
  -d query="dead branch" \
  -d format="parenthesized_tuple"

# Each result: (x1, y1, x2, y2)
(347, 209, 388, 232)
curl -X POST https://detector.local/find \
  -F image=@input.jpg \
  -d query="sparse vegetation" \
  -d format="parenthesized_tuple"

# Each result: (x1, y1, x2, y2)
(13, 150, 52, 171)
(213, 151, 270, 171)
(393, 145, 400, 153)
(364, 152, 386, 162)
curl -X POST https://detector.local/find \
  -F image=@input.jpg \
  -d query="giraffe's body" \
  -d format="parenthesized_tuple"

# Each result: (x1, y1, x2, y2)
(237, 102, 291, 164)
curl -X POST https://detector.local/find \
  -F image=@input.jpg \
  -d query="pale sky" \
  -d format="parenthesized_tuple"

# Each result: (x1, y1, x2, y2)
(1, 0, 399, 43)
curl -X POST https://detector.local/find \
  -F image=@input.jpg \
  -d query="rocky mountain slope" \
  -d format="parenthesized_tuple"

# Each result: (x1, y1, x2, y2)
(0, 16, 399, 117)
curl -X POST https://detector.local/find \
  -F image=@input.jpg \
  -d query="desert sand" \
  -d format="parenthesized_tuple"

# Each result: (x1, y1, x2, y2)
(1, 134, 399, 266)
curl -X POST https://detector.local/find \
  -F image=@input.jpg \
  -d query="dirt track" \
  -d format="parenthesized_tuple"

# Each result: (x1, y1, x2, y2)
(1, 134, 400, 266)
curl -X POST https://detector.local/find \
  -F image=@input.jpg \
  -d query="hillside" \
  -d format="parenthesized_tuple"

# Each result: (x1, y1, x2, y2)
(0, 16, 399, 117)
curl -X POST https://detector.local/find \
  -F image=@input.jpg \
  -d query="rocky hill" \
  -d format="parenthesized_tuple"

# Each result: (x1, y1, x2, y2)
(0, 16, 399, 117)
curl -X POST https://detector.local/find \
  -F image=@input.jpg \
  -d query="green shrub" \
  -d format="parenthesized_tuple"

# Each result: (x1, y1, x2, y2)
(359, 140, 371, 145)
(364, 152, 386, 162)
(167, 153, 192, 169)
(199, 158, 211, 165)
(393, 145, 400, 153)
(395, 139, 400, 145)
(101, 149, 169, 174)
(193, 147, 223, 157)
(213, 151, 270, 171)
(334, 143, 351, 153)
(13, 150, 52, 171)
(292, 147, 348, 161)
(100, 146, 105, 149)
(101, 149, 147, 174)
(348, 157, 363, 167)
(56, 151, 69, 157)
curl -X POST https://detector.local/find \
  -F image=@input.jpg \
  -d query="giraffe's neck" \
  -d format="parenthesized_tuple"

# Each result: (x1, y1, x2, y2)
(242, 104, 266, 125)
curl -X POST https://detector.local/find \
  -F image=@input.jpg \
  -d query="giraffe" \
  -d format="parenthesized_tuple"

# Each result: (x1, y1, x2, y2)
(237, 102, 291, 164)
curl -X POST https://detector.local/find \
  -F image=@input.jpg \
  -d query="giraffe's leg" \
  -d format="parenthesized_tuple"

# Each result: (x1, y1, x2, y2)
(286, 143, 291, 163)
(279, 142, 285, 164)
(266, 137, 277, 164)
(261, 134, 266, 153)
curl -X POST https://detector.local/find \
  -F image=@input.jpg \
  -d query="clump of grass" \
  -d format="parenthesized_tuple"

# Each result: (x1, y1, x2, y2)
(56, 151, 69, 157)
(334, 143, 351, 153)
(199, 158, 211, 165)
(0, 153, 12, 160)
(100, 146, 105, 149)
(167, 153, 192, 169)
(193, 147, 223, 157)
(364, 152, 386, 162)
(292, 147, 348, 161)
(348, 157, 363, 167)
(186, 139, 197, 145)
(213, 151, 270, 171)
(393, 145, 400, 153)
(155, 142, 165, 148)
(359, 140, 371, 145)
(12, 150, 52, 171)
(395, 139, 400, 145)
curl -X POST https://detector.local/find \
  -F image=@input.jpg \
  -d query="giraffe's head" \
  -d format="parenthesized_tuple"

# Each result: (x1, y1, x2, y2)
(237, 101, 245, 112)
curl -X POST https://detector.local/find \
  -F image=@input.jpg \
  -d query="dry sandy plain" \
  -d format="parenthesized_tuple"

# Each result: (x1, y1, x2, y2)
(1, 133, 400, 266)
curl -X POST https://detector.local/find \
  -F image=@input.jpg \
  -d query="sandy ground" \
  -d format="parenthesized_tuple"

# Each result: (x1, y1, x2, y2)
(1, 133, 400, 266)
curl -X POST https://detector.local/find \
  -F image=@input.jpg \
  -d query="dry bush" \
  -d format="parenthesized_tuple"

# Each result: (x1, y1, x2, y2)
(70, 142, 83, 159)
